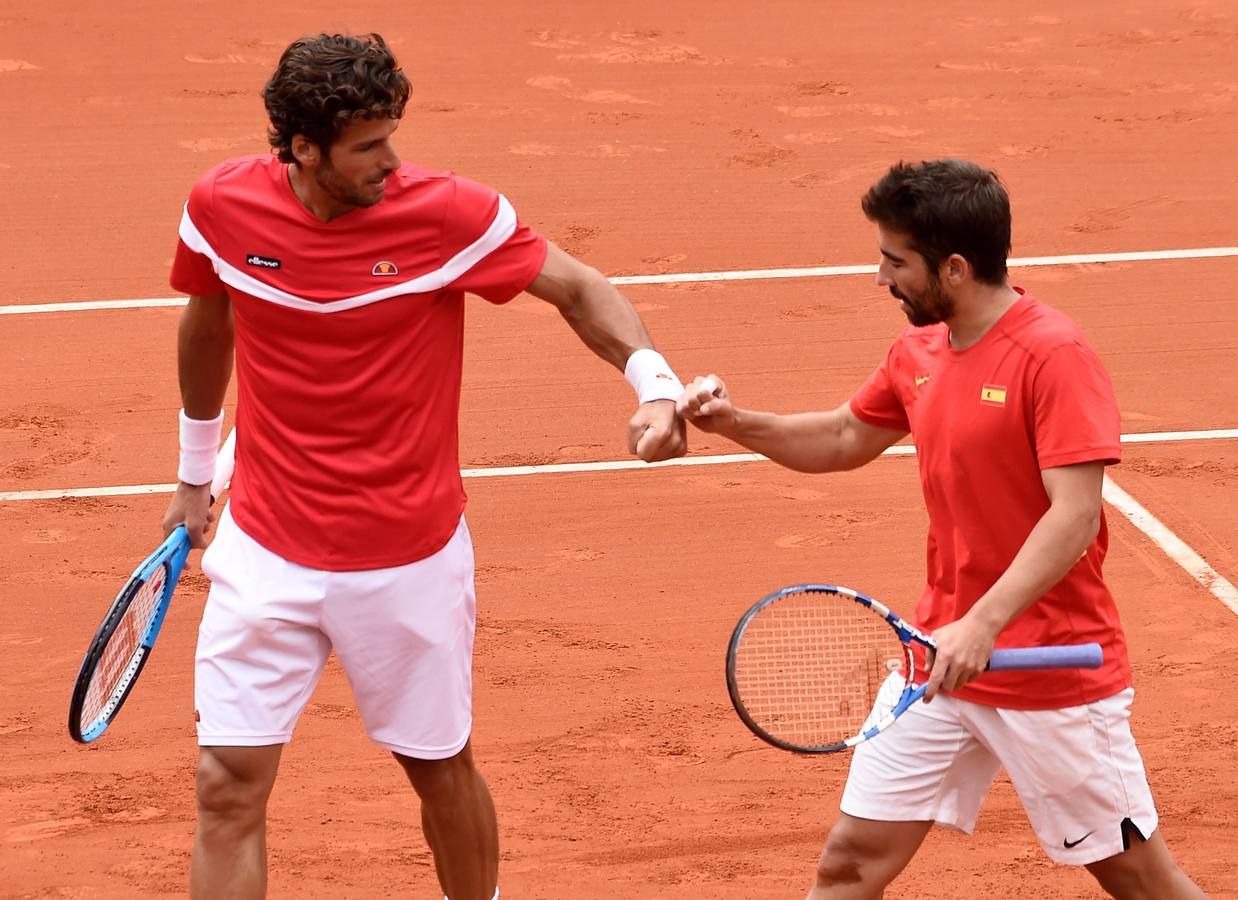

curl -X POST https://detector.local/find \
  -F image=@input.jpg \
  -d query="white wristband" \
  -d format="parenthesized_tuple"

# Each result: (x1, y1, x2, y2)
(178, 409, 224, 486)
(623, 348, 684, 404)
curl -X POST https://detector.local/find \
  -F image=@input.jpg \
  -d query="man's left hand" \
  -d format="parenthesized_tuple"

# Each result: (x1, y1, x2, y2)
(627, 399, 687, 462)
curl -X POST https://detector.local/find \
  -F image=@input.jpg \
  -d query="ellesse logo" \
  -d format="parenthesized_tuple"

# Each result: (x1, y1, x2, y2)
(246, 254, 281, 269)
(372, 261, 399, 276)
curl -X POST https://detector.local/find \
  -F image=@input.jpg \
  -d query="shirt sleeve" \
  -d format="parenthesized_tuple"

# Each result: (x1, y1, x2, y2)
(170, 169, 226, 297)
(441, 176, 548, 304)
(1032, 339, 1122, 469)
(849, 341, 911, 432)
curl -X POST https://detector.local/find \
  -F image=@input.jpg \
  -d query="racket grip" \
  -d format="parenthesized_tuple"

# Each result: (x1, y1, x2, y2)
(989, 643, 1103, 671)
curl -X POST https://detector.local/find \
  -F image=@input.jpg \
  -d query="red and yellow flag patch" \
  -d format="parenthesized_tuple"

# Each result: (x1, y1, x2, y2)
(980, 384, 1008, 406)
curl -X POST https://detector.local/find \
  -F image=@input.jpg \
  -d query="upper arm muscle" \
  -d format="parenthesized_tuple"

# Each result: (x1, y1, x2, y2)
(1040, 461, 1105, 515)
(523, 242, 600, 312)
(834, 403, 908, 469)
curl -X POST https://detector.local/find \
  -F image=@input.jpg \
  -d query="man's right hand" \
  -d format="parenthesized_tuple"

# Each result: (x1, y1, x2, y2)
(161, 482, 215, 549)
(676, 375, 737, 435)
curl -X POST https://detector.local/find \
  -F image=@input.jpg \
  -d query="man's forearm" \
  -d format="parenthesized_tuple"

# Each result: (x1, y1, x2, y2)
(554, 273, 654, 372)
(720, 408, 854, 474)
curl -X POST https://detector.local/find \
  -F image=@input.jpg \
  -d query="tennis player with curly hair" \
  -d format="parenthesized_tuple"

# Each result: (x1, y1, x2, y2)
(163, 32, 687, 900)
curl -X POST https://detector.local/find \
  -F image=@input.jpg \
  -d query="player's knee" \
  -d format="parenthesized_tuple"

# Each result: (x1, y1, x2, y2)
(814, 823, 887, 889)
(396, 748, 474, 805)
(1086, 834, 1187, 900)
(1090, 862, 1161, 899)
(195, 751, 274, 823)
(1089, 859, 1186, 900)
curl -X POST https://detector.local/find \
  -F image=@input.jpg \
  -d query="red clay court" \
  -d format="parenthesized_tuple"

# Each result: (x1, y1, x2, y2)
(1, 2, 1236, 896)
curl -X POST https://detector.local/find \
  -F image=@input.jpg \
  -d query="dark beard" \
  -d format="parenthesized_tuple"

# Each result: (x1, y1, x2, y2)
(314, 161, 384, 209)
(892, 280, 954, 327)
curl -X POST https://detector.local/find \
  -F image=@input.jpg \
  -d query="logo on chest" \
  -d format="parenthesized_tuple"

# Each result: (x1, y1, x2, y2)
(980, 383, 1008, 407)
(372, 260, 399, 276)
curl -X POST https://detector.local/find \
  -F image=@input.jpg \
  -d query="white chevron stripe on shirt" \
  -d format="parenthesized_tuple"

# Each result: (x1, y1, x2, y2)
(177, 194, 519, 313)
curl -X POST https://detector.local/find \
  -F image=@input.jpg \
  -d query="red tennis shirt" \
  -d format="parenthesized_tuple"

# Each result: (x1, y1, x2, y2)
(171, 155, 548, 570)
(850, 290, 1131, 709)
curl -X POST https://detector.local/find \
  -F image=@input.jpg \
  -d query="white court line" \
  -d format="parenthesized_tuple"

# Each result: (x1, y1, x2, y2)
(4, 428, 1234, 502)
(9, 428, 1235, 618)
(1103, 476, 1238, 616)
(3, 246, 1237, 315)
(0, 449, 830, 501)
(612, 245, 1238, 286)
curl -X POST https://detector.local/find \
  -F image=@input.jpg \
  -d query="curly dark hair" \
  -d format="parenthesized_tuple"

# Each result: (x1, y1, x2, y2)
(263, 33, 411, 163)
(861, 160, 1011, 286)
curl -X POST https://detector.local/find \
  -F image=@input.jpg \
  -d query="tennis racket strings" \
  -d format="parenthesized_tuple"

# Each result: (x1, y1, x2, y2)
(729, 589, 910, 748)
(75, 562, 169, 739)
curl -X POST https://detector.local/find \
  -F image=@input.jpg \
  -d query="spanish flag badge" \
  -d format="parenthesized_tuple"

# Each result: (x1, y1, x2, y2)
(980, 384, 1008, 406)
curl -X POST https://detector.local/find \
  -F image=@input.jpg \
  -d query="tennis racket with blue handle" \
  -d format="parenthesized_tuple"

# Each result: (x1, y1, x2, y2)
(726, 584, 1103, 754)
(68, 428, 236, 743)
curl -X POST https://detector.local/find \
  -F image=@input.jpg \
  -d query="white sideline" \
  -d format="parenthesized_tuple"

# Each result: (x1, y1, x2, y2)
(1103, 476, 1238, 616)
(3, 245, 1237, 315)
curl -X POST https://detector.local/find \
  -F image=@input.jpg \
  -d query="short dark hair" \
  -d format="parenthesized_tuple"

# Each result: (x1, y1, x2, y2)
(263, 33, 411, 163)
(861, 159, 1011, 285)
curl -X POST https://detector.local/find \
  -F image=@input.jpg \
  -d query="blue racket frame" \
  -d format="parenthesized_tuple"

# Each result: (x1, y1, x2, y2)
(68, 525, 192, 743)
(727, 584, 1104, 754)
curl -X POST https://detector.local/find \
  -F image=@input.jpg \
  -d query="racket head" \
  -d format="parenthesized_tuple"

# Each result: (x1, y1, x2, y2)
(67, 526, 192, 743)
(726, 584, 919, 754)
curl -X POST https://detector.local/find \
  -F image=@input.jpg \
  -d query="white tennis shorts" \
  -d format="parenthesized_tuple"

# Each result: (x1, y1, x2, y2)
(841, 672, 1158, 865)
(195, 506, 476, 759)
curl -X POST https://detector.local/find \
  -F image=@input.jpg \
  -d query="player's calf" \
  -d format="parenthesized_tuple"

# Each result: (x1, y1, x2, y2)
(394, 744, 499, 900)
